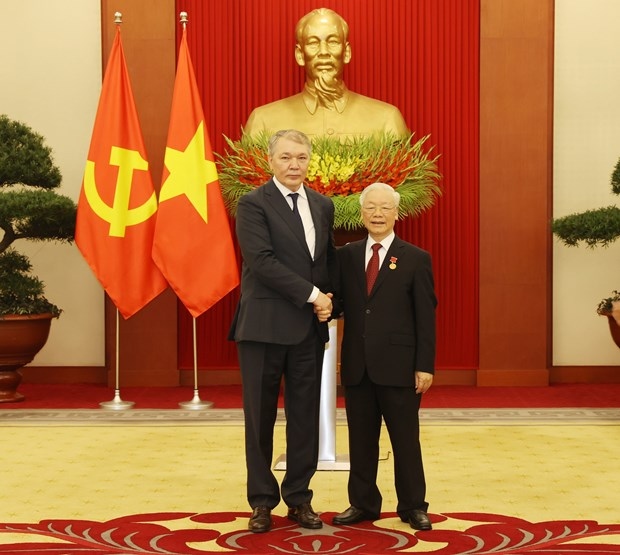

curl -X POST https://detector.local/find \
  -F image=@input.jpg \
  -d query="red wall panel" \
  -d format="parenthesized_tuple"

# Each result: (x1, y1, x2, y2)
(175, 0, 480, 371)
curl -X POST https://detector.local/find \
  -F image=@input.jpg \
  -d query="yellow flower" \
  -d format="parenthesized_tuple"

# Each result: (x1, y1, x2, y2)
(307, 152, 356, 185)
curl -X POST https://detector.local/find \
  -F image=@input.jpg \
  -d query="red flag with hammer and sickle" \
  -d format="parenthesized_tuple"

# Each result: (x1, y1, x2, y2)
(76, 26, 168, 319)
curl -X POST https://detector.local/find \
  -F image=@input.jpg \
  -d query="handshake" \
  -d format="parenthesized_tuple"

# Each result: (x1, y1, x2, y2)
(313, 291, 334, 323)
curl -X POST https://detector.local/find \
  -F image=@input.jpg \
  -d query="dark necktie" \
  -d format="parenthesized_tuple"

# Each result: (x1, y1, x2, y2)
(288, 193, 304, 227)
(366, 243, 382, 295)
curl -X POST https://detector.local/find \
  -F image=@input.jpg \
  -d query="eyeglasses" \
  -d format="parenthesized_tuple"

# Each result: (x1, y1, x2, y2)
(361, 205, 396, 214)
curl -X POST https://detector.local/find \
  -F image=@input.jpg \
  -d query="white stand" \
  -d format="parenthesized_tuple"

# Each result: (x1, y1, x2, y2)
(274, 319, 349, 471)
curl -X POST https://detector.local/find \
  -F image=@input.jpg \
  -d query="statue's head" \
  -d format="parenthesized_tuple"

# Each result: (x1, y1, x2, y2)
(294, 8, 352, 89)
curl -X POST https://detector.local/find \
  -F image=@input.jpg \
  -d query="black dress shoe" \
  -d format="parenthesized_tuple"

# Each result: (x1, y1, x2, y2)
(404, 509, 432, 530)
(249, 506, 272, 533)
(332, 506, 378, 525)
(287, 502, 323, 529)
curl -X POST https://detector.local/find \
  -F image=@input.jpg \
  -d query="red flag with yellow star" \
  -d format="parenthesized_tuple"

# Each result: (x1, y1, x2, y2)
(76, 26, 168, 319)
(152, 27, 239, 318)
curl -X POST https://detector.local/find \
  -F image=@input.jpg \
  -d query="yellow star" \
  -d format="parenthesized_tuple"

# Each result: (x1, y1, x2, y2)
(159, 121, 218, 222)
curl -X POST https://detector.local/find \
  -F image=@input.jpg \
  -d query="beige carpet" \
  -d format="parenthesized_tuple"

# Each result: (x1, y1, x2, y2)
(0, 409, 620, 554)
(1, 410, 619, 551)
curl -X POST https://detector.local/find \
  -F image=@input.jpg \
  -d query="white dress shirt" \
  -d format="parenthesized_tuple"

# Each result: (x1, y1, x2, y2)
(365, 232, 395, 270)
(273, 178, 319, 303)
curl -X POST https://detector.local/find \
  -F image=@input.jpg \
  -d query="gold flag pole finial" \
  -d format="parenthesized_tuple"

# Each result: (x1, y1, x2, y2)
(180, 11, 188, 29)
(114, 11, 122, 25)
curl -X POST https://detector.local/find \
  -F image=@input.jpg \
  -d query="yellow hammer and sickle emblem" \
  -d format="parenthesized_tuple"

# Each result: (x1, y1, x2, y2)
(83, 146, 157, 237)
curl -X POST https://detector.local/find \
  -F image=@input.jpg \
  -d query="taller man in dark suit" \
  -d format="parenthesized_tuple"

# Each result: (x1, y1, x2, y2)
(228, 129, 338, 533)
(332, 182, 437, 531)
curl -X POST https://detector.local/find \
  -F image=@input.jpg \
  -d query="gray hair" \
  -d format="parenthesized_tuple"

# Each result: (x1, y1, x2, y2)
(360, 182, 400, 207)
(268, 129, 312, 158)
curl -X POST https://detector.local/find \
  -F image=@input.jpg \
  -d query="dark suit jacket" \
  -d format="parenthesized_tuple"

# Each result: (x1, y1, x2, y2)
(228, 179, 337, 345)
(338, 236, 437, 387)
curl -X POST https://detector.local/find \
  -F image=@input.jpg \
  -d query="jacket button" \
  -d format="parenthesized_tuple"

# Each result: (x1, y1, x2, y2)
(365, 309, 371, 314)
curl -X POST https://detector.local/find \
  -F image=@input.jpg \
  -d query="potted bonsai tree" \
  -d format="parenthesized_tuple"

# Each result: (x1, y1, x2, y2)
(0, 114, 77, 402)
(596, 290, 620, 348)
(552, 157, 620, 348)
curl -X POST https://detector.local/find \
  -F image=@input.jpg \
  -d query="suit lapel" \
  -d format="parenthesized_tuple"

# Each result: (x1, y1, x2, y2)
(368, 237, 404, 298)
(350, 240, 368, 295)
(306, 187, 324, 258)
(265, 180, 311, 257)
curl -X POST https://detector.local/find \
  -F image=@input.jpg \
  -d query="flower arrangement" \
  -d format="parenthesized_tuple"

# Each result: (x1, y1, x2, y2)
(217, 132, 441, 230)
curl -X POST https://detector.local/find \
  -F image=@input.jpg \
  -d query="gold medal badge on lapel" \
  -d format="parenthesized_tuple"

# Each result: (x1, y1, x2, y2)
(389, 256, 398, 270)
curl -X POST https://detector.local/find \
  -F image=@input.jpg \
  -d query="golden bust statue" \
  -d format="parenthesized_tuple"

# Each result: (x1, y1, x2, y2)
(243, 8, 410, 140)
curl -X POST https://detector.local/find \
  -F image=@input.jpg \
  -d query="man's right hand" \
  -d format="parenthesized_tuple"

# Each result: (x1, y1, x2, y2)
(313, 292, 333, 322)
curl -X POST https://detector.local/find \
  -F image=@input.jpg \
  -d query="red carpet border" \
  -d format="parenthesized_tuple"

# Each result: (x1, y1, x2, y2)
(0, 512, 619, 554)
(5, 383, 620, 410)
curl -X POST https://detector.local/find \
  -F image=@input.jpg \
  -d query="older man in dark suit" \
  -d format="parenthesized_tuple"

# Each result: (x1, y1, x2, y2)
(228, 129, 338, 533)
(331, 182, 437, 531)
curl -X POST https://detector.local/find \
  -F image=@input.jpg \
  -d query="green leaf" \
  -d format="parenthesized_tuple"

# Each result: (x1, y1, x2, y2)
(216, 132, 442, 229)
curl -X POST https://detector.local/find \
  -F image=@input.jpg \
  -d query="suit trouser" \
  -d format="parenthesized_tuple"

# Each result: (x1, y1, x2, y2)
(344, 372, 428, 518)
(237, 330, 324, 509)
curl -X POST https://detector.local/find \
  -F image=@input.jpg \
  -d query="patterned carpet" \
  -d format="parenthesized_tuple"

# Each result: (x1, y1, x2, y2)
(1, 510, 619, 554)
(1, 406, 619, 425)
(1, 383, 619, 553)
(1, 408, 619, 554)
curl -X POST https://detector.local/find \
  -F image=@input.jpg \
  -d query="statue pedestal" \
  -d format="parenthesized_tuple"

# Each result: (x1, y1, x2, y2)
(274, 320, 350, 471)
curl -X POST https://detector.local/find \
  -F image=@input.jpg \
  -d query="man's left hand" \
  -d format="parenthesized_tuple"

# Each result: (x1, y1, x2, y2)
(415, 371, 433, 394)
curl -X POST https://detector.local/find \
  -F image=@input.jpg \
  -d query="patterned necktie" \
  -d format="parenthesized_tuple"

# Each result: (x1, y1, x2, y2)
(366, 243, 382, 295)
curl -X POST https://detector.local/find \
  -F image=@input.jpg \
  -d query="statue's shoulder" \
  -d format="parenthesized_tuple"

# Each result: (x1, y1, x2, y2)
(248, 93, 305, 116)
(346, 91, 402, 113)
(345, 91, 409, 136)
(244, 94, 307, 137)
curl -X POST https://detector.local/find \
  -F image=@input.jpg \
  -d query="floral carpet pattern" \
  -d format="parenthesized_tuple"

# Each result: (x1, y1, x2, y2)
(1, 511, 619, 554)
(2, 389, 618, 555)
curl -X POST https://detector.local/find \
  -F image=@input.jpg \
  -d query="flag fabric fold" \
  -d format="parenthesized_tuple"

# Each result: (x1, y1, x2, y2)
(152, 27, 239, 318)
(75, 26, 168, 319)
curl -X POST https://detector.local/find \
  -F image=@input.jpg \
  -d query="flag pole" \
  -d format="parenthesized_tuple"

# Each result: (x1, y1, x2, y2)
(100, 307, 135, 410)
(179, 11, 188, 29)
(174, 10, 213, 411)
(94, 11, 133, 411)
(179, 316, 213, 409)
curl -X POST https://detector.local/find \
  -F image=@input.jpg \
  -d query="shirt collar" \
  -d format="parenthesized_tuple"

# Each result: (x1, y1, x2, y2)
(366, 232, 395, 253)
(273, 177, 308, 200)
